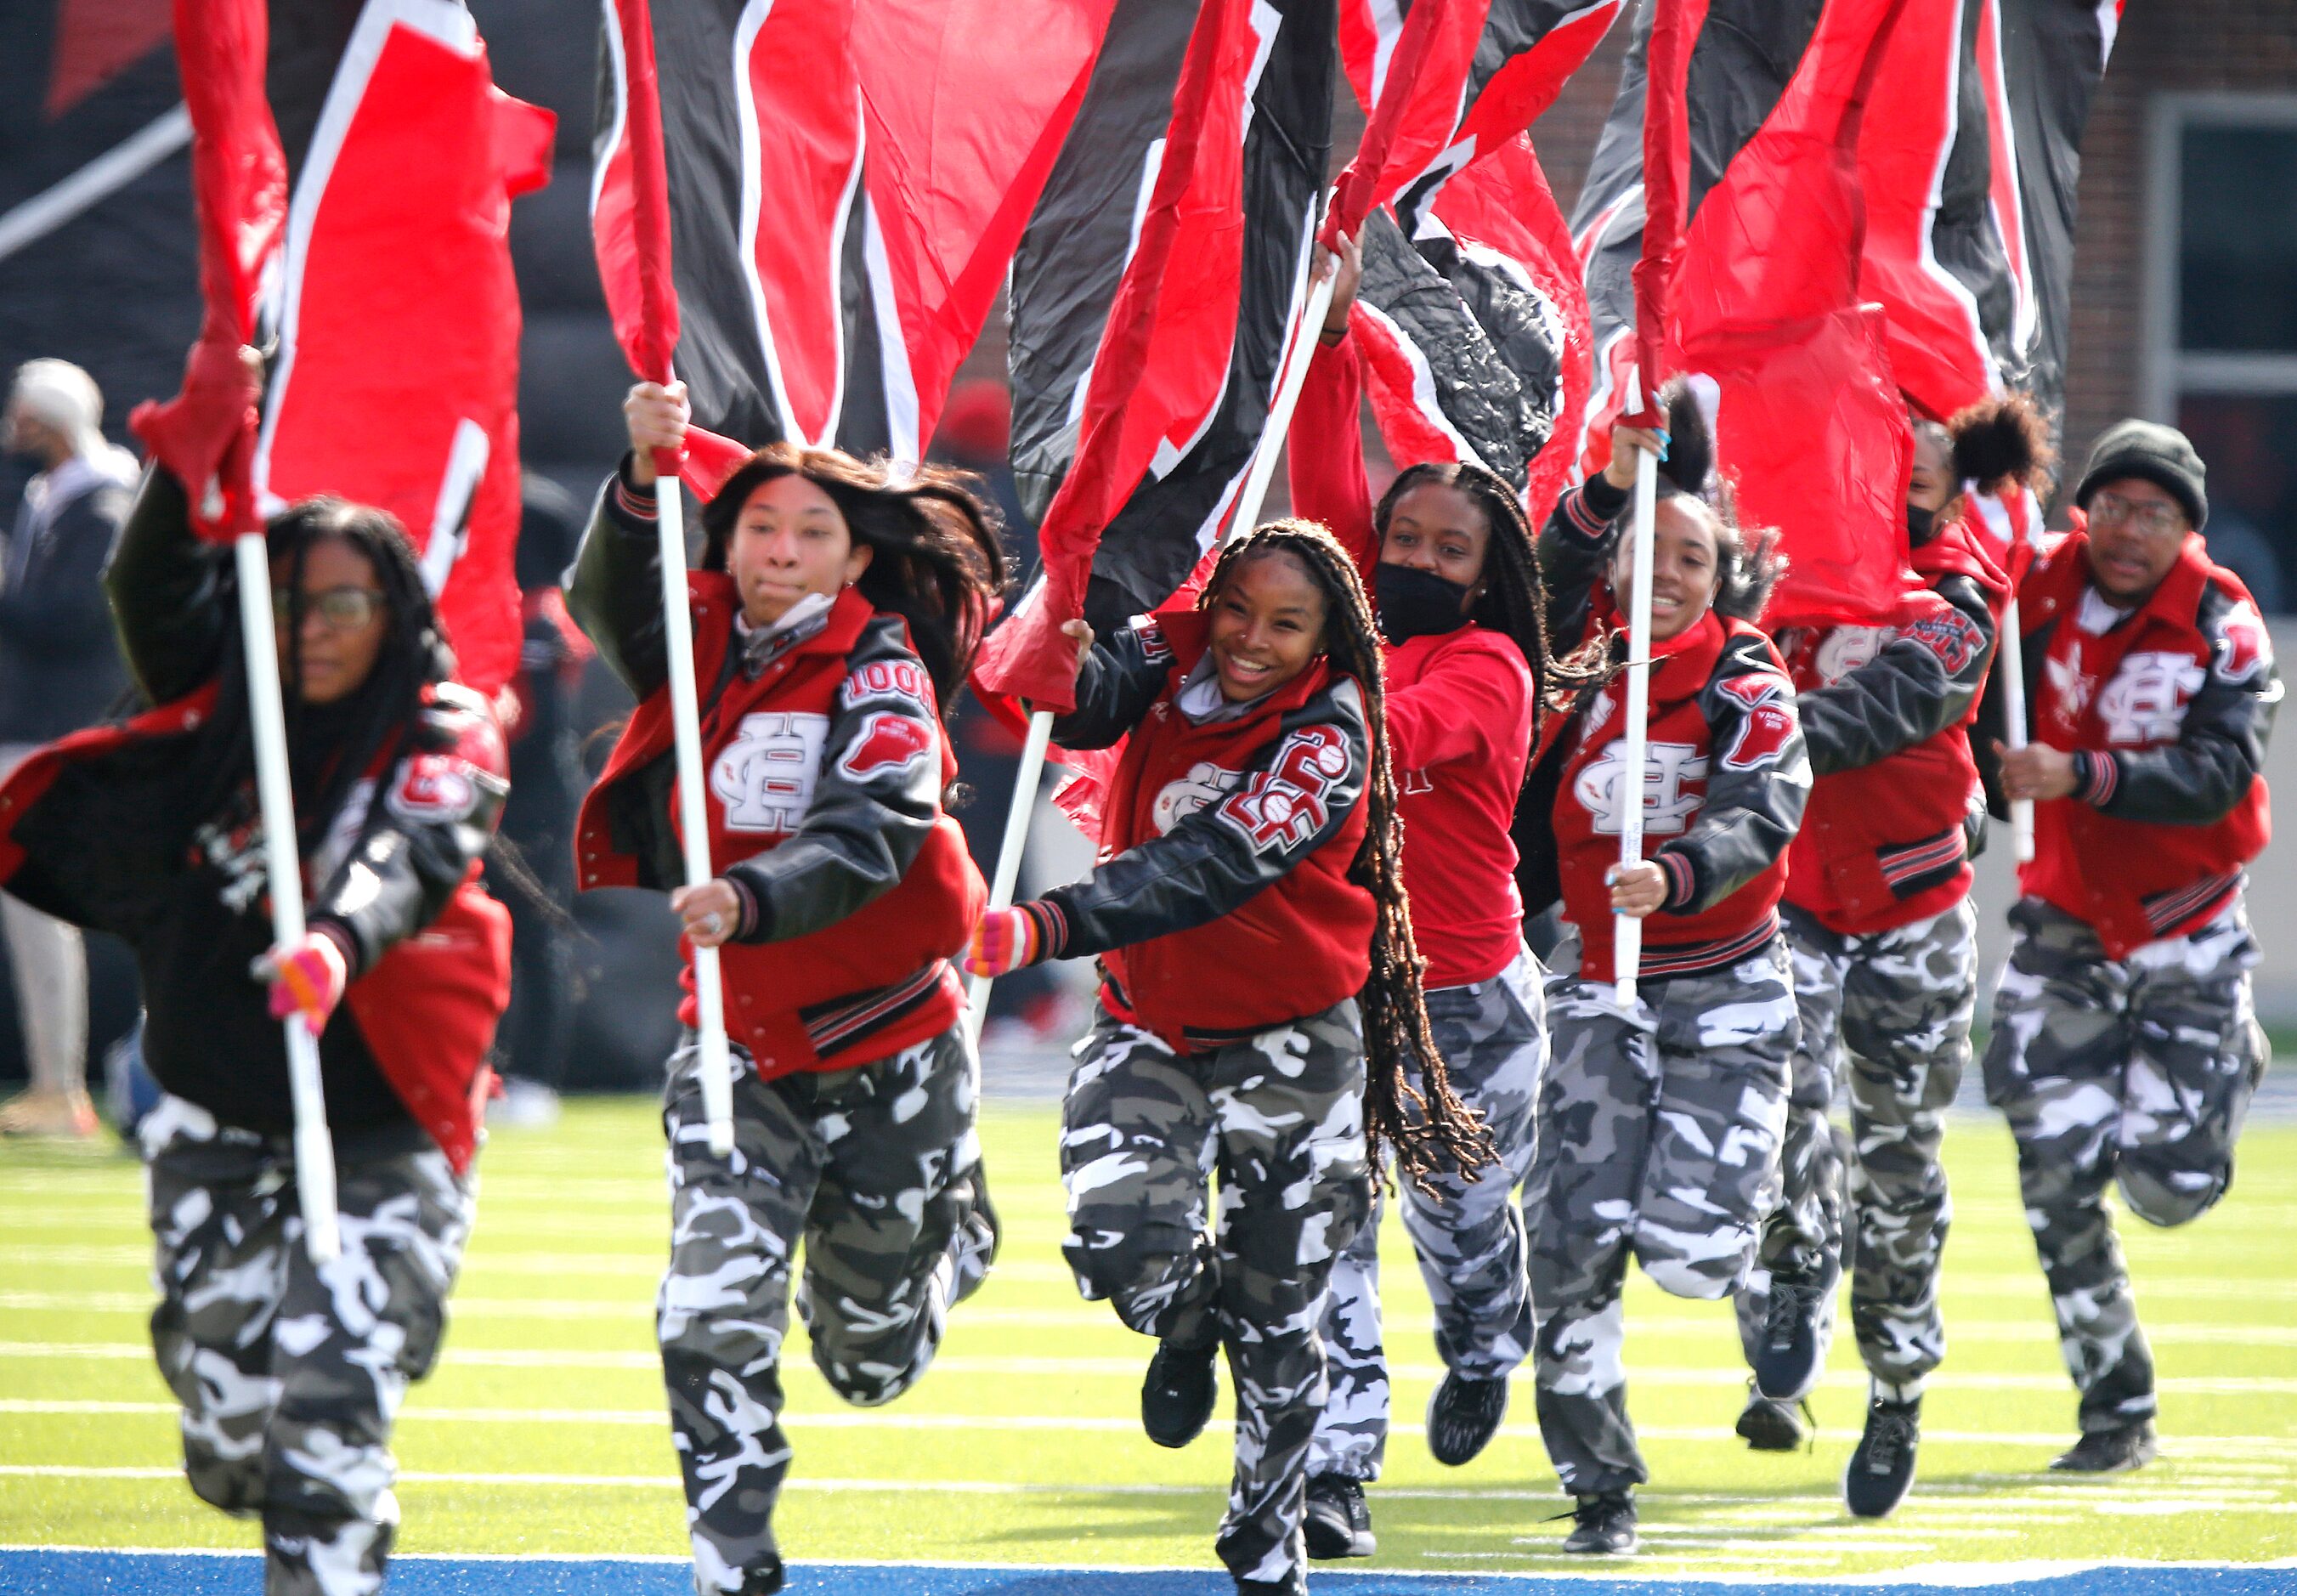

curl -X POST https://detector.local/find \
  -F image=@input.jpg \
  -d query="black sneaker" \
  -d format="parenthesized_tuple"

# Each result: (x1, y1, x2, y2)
(1303, 1474, 1376, 1559)
(1843, 1395, 1921, 1518)
(1426, 1371, 1509, 1465)
(2051, 1421, 2158, 1474)
(1561, 1490, 1638, 1554)
(1735, 1381, 1813, 1452)
(1234, 1572, 1308, 1596)
(734, 1557, 785, 1595)
(1752, 1263, 1836, 1401)
(1140, 1334, 1219, 1448)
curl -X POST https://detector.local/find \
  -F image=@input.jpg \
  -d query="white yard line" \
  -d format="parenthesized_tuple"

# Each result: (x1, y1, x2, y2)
(8, 1344, 2297, 1398)
(6, 1398, 2293, 1461)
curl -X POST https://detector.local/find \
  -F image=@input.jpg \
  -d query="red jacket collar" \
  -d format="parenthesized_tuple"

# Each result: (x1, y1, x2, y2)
(1147, 605, 1338, 722)
(709, 576, 880, 659)
(2026, 529, 2213, 635)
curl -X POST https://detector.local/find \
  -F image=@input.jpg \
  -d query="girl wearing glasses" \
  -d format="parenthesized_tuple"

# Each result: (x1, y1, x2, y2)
(0, 352, 512, 1596)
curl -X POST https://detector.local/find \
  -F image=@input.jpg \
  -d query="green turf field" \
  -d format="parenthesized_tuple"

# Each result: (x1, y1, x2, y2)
(3, 1097, 2293, 1580)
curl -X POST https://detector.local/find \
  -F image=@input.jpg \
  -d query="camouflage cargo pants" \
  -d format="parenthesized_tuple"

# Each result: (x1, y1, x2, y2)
(1982, 895, 2266, 1434)
(1061, 1001, 1373, 1587)
(1527, 933, 1796, 1495)
(143, 1095, 472, 1596)
(659, 1025, 997, 1593)
(1737, 899, 1977, 1394)
(1309, 948, 1545, 1482)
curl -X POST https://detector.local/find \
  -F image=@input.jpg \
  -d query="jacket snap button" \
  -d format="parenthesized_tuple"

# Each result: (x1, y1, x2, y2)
(738, 993, 753, 1006)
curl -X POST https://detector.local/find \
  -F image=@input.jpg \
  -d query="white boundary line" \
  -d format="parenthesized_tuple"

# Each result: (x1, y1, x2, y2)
(4, 1400, 2292, 1455)
(7, 1341, 2296, 1394)
(1, 1545, 2293, 1588)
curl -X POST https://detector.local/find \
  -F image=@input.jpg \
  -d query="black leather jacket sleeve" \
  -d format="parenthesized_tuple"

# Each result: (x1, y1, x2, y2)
(566, 458, 673, 699)
(1537, 476, 1628, 652)
(2079, 583, 2279, 825)
(308, 687, 509, 977)
(722, 617, 944, 942)
(103, 466, 232, 707)
(1655, 637, 1811, 914)
(1035, 676, 1370, 959)
(1796, 574, 1996, 778)
(1049, 616, 1180, 750)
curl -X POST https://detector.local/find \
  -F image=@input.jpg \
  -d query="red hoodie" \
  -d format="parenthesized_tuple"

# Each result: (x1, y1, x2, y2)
(1287, 329, 1536, 987)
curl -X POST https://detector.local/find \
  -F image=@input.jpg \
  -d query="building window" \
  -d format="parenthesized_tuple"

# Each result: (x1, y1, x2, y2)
(2146, 93, 2297, 612)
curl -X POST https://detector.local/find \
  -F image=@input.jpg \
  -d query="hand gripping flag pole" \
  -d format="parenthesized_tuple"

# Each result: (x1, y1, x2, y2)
(133, 0, 342, 1261)
(593, 0, 734, 1155)
(651, 446, 737, 1157)
(1612, 366, 1658, 1010)
(234, 534, 343, 1262)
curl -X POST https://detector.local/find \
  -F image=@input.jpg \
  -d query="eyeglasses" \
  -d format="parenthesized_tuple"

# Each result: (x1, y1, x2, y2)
(2088, 490, 2183, 537)
(273, 586, 386, 632)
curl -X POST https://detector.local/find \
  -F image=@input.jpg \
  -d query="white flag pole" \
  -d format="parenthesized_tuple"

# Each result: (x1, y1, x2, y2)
(2000, 595, 2034, 862)
(233, 534, 341, 1265)
(964, 252, 1338, 1047)
(652, 459, 736, 1157)
(1614, 368, 1659, 1010)
(965, 707, 1055, 1050)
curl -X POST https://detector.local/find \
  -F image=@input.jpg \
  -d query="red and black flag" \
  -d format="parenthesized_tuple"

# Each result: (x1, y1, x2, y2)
(1325, 1, 1613, 512)
(1854, 0, 2028, 423)
(1672, 0, 1914, 626)
(1568, 0, 1822, 473)
(122, 0, 548, 695)
(591, 0, 1112, 470)
(1347, 137, 1588, 512)
(1000, 0, 1336, 647)
(249, 0, 553, 697)
(1338, 0, 1624, 235)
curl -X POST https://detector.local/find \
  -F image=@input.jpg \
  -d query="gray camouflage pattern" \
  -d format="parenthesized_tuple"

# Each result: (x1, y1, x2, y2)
(1526, 931, 1796, 1494)
(1061, 1000, 1372, 1586)
(143, 1095, 472, 1596)
(1982, 895, 2266, 1433)
(659, 1024, 995, 1593)
(1310, 948, 1545, 1482)
(1738, 899, 1976, 1394)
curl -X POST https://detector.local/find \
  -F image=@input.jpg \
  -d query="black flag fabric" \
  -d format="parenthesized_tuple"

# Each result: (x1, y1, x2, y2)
(1008, 0, 1336, 633)
(1999, 0, 2119, 430)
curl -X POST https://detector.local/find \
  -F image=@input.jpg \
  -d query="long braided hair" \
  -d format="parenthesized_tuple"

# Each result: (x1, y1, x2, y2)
(700, 444, 1007, 714)
(1372, 459, 1606, 757)
(1196, 518, 1498, 1194)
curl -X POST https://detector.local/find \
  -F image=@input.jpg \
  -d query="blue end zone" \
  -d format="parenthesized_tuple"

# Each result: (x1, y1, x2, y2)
(4, 1553, 2294, 1596)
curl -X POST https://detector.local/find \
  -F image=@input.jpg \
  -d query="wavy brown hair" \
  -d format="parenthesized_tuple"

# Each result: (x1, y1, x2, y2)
(1197, 518, 1498, 1194)
(700, 444, 1007, 713)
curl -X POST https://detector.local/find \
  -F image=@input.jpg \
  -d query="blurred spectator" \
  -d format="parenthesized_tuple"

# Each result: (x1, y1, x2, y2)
(484, 472, 593, 1127)
(931, 379, 1066, 1037)
(0, 359, 135, 1139)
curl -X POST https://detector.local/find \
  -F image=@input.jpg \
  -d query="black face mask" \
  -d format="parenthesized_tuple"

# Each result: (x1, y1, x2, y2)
(1374, 561, 1474, 645)
(1905, 503, 1938, 546)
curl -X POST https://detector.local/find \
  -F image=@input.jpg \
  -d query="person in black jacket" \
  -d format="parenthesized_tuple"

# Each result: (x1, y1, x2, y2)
(0, 350, 512, 1595)
(0, 359, 135, 1139)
